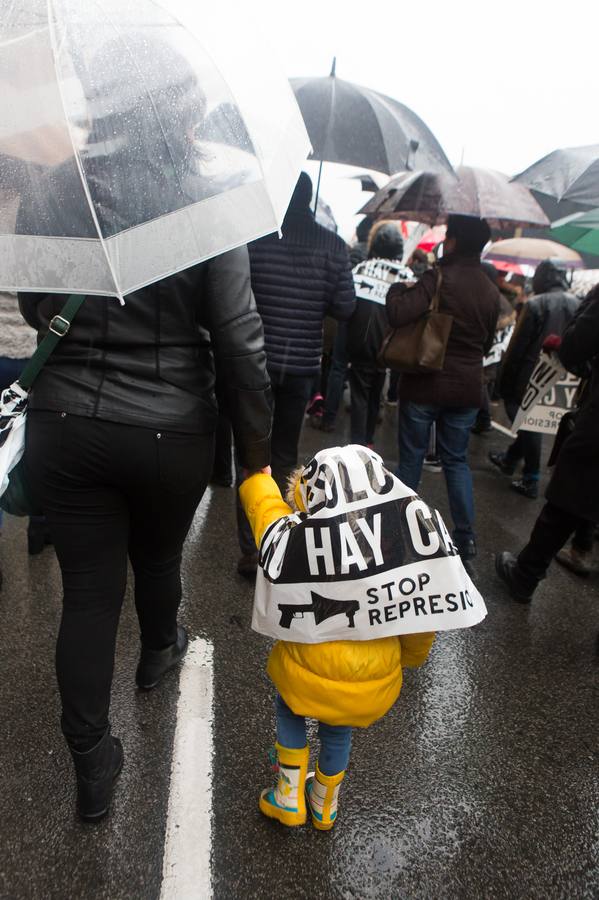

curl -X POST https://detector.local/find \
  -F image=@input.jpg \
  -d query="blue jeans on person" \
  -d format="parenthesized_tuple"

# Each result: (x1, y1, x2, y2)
(398, 402, 478, 551)
(275, 693, 352, 776)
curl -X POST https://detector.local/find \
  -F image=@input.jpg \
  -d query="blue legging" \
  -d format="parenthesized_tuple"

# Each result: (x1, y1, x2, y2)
(275, 694, 352, 776)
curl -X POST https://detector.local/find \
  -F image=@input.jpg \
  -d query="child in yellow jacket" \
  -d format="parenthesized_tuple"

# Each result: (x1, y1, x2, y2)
(238, 445, 454, 831)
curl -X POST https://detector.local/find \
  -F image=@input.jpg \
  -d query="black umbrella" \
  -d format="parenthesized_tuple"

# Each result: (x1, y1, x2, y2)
(291, 60, 452, 176)
(348, 172, 385, 193)
(291, 59, 453, 208)
(359, 166, 549, 229)
(513, 144, 599, 207)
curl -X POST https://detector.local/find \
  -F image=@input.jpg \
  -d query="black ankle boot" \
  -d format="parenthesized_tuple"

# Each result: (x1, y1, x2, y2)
(495, 551, 536, 603)
(510, 479, 539, 500)
(488, 451, 517, 476)
(70, 729, 123, 823)
(136, 625, 189, 691)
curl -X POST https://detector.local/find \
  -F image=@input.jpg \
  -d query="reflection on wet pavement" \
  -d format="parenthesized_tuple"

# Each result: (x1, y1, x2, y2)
(0, 409, 597, 899)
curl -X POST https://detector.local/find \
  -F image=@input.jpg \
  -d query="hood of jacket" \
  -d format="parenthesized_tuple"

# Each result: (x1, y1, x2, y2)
(532, 259, 569, 294)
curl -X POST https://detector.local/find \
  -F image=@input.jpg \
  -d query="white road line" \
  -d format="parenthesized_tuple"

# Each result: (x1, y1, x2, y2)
(160, 637, 214, 900)
(491, 420, 516, 438)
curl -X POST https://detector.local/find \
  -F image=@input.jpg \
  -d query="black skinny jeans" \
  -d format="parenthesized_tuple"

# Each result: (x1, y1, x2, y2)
(504, 399, 543, 481)
(25, 412, 214, 748)
(237, 371, 312, 555)
(517, 501, 595, 589)
(349, 365, 386, 445)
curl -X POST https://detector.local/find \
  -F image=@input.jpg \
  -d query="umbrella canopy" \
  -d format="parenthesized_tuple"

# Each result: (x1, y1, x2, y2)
(551, 207, 599, 256)
(0, 0, 310, 298)
(359, 166, 549, 229)
(513, 144, 599, 208)
(348, 172, 386, 193)
(483, 238, 583, 269)
(290, 62, 453, 176)
(417, 225, 446, 252)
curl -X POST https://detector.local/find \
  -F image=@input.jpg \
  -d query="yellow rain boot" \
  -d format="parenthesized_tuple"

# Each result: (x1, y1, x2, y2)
(306, 763, 345, 831)
(259, 743, 309, 827)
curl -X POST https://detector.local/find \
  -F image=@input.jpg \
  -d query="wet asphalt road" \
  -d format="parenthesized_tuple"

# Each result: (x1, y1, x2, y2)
(0, 405, 598, 900)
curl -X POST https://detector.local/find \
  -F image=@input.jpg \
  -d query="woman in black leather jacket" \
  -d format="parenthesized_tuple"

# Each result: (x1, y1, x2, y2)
(18, 246, 271, 823)
(16, 38, 272, 823)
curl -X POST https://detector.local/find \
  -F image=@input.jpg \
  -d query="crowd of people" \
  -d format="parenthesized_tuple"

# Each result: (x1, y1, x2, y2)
(4, 167, 597, 831)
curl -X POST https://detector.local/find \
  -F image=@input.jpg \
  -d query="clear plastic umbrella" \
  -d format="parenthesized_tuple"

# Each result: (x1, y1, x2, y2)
(0, 0, 310, 298)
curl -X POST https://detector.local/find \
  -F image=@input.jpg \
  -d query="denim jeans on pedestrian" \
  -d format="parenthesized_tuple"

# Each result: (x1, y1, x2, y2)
(275, 693, 352, 776)
(398, 402, 478, 551)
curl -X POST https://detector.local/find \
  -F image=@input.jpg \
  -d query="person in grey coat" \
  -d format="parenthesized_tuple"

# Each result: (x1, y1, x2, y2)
(489, 260, 579, 498)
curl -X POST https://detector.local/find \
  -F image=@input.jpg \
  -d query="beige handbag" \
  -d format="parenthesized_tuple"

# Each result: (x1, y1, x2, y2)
(378, 268, 453, 374)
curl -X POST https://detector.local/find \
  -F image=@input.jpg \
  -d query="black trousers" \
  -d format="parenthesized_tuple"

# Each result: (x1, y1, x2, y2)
(211, 408, 233, 485)
(476, 363, 498, 429)
(504, 399, 543, 480)
(25, 412, 213, 747)
(349, 365, 386, 445)
(517, 501, 595, 588)
(237, 371, 312, 555)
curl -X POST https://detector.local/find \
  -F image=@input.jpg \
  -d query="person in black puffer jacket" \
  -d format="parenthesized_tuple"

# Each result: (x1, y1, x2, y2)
(489, 259, 579, 498)
(236, 172, 355, 576)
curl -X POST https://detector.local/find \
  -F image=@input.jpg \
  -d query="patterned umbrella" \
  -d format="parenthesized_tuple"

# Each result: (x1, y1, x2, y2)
(551, 208, 599, 257)
(359, 166, 549, 229)
(483, 238, 583, 269)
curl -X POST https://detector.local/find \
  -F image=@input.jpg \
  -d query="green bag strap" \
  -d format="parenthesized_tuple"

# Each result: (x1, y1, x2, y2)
(17, 293, 86, 392)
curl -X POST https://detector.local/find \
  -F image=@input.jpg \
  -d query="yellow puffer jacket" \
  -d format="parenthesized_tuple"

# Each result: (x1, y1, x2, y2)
(239, 473, 435, 728)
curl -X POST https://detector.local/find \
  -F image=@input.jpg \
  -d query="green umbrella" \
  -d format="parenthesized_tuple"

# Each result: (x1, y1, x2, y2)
(551, 208, 599, 256)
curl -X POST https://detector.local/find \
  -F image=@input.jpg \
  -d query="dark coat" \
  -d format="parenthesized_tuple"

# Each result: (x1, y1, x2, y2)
(385, 254, 500, 408)
(18, 246, 272, 471)
(347, 259, 413, 368)
(545, 286, 599, 522)
(248, 209, 356, 377)
(499, 288, 579, 403)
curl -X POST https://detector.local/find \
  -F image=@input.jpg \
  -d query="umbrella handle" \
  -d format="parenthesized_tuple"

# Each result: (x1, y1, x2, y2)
(313, 160, 324, 215)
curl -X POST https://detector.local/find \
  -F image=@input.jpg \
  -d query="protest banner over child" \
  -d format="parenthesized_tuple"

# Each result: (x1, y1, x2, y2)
(252, 446, 487, 642)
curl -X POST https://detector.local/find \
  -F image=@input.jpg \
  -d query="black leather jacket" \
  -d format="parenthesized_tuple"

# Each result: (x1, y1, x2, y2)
(18, 246, 272, 471)
(546, 285, 599, 521)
